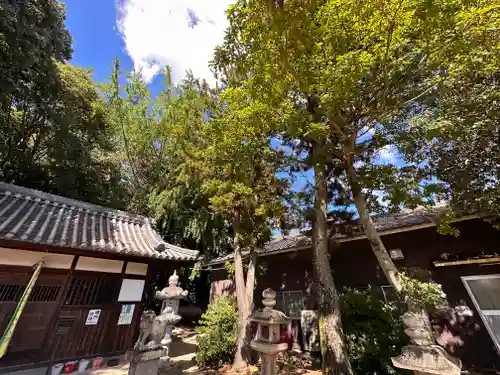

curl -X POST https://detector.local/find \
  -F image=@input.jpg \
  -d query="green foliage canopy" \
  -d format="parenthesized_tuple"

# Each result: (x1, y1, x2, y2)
(102, 62, 233, 256)
(341, 287, 408, 375)
(214, 0, 499, 214)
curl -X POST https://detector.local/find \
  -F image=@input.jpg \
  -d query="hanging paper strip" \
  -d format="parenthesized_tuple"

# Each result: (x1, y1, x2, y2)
(0, 261, 44, 358)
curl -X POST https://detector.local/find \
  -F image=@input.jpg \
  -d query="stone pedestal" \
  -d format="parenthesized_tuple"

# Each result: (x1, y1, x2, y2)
(392, 344, 461, 375)
(128, 349, 163, 375)
(158, 356, 183, 375)
(250, 340, 288, 375)
(249, 288, 290, 375)
(392, 309, 461, 375)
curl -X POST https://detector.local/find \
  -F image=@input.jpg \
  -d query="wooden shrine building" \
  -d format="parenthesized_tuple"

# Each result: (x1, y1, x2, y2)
(0, 182, 199, 374)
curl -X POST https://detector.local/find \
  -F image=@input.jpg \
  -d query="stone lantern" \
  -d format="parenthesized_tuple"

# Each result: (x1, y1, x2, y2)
(155, 271, 188, 355)
(391, 309, 461, 375)
(249, 288, 289, 375)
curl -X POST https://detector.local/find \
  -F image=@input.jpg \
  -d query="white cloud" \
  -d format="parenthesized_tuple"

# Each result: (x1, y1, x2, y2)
(116, 0, 234, 85)
(354, 160, 365, 169)
(377, 145, 398, 164)
(357, 125, 375, 140)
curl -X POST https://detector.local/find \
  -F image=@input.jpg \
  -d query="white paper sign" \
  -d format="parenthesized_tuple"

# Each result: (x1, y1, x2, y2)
(117, 279, 145, 302)
(85, 309, 101, 325)
(118, 304, 135, 325)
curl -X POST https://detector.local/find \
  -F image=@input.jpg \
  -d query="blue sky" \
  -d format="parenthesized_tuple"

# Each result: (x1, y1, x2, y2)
(64, 0, 131, 80)
(63, 0, 233, 95)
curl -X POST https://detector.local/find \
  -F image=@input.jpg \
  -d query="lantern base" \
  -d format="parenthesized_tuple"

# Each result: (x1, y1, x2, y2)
(251, 341, 288, 375)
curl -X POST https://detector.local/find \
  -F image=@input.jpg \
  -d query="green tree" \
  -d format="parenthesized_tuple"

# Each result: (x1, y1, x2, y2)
(194, 87, 288, 368)
(196, 297, 238, 368)
(102, 60, 232, 256)
(0, 0, 72, 115)
(403, 74, 500, 219)
(0, 0, 71, 177)
(1, 62, 127, 208)
(103, 65, 286, 368)
(0, 1, 127, 207)
(213, 0, 499, 373)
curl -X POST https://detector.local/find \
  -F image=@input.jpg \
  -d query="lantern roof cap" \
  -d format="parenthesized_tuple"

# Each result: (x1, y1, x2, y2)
(249, 288, 289, 324)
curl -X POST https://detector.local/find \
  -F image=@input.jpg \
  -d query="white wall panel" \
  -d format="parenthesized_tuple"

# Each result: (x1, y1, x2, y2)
(76, 256, 123, 273)
(125, 262, 148, 276)
(118, 279, 145, 302)
(0, 247, 73, 269)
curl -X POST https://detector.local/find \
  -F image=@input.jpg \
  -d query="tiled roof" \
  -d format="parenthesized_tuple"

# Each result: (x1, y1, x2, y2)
(329, 204, 450, 240)
(211, 233, 312, 264)
(0, 182, 199, 261)
(262, 234, 312, 254)
(209, 204, 471, 265)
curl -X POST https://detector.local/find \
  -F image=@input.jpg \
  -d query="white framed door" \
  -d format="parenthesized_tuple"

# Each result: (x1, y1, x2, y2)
(462, 274, 500, 352)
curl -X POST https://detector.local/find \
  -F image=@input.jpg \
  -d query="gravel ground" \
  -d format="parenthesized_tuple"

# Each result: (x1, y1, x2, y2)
(86, 327, 199, 375)
(85, 327, 321, 375)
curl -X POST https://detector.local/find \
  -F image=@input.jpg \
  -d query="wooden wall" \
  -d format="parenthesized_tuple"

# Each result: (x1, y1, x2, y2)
(0, 249, 150, 368)
(210, 218, 500, 371)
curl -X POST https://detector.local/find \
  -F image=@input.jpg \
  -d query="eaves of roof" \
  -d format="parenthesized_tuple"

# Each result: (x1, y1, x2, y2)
(0, 182, 199, 261)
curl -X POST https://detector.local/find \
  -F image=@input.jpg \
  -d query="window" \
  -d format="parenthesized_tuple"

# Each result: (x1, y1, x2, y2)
(29, 285, 61, 302)
(0, 284, 61, 302)
(65, 277, 121, 305)
(275, 291, 304, 318)
(381, 285, 397, 302)
(462, 275, 500, 351)
(0, 284, 24, 302)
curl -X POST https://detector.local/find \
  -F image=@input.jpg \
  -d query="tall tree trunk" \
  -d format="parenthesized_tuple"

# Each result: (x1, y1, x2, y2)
(245, 251, 257, 312)
(346, 154, 402, 292)
(232, 209, 250, 369)
(244, 251, 258, 364)
(312, 146, 353, 375)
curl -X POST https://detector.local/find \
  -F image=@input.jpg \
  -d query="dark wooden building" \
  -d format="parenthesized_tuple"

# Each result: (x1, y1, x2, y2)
(0, 183, 198, 375)
(209, 208, 500, 373)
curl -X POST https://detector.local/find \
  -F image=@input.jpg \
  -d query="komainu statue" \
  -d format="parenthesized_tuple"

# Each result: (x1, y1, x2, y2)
(133, 310, 166, 351)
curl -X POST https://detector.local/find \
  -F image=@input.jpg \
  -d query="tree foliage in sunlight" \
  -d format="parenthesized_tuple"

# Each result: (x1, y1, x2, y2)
(102, 60, 232, 256)
(0, 1, 128, 208)
(213, 0, 499, 372)
(1, 61, 127, 207)
(193, 86, 289, 368)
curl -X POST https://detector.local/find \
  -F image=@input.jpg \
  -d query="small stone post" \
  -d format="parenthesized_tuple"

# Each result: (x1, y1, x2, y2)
(249, 288, 289, 375)
(155, 271, 188, 375)
(391, 309, 461, 375)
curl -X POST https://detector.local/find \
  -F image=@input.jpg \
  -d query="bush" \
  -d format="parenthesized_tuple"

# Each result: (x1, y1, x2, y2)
(400, 268, 447, 311)
(340, 287, 410, 375)
(195, 296, 238, 368)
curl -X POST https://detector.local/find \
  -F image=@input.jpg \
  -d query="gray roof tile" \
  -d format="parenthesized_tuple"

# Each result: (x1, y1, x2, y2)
(0, 182, 199, 261)
(209, 204, 455, 265)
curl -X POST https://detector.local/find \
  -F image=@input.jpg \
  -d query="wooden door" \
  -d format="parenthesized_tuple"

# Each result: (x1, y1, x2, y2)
(0, 269, 67, 365)
(46, 274, 140, 362)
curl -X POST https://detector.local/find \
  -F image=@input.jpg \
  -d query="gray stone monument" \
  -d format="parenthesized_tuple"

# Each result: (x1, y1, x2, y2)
(391, 309, 461, 375)
(300, 310, 319, 352)
(249, 288, 290, 375)
(128, 271, 187, 375)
